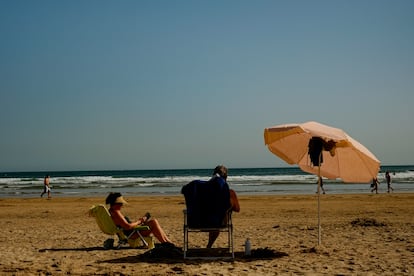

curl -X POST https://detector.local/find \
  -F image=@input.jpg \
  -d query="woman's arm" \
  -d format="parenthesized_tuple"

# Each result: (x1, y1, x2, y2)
(111, 209, 148, 230)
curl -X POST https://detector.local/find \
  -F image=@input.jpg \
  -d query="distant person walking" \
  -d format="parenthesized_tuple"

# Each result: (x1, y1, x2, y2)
(385, 171, 394, 193)
(40, 175, 51, 199)
(316, 177, 326, 194)
(371, 177, 379, 194)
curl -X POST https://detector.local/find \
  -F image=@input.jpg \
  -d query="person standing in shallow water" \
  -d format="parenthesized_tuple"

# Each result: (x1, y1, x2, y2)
(371, 177, 379, 194)
(40, 175, 51, 199)
(386, 171, 394, 193)
(316, 177, 326, 194)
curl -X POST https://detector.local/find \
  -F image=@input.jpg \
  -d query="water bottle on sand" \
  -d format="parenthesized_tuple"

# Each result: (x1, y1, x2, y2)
(244, 238, 251, 256)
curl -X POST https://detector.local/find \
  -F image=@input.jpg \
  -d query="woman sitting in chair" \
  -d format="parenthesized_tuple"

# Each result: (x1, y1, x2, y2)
(105, 192, 174, 246)
(207, 165, 240, 248)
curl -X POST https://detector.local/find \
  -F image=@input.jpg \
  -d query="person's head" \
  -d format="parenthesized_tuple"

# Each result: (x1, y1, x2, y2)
(213, 165, 228, 180)
(105, 192, 128, 206)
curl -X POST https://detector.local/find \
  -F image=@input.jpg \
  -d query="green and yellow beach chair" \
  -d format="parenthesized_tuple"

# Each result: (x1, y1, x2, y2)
(89, 204, 153, 249)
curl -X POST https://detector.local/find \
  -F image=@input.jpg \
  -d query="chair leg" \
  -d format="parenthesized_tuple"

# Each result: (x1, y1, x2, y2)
(230, 225, 234, 259)
(136, 231, 149, 247)
(183, 226, 188, 258)
(116, 233, 128, 249)
(116, 238, 128, 249)
(183, 210, 188, 259)
(128, 230, 148, 247)
(126, 230, 148, 248)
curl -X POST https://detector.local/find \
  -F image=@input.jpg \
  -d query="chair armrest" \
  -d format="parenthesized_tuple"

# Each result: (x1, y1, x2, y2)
(134, 225, 150, 231)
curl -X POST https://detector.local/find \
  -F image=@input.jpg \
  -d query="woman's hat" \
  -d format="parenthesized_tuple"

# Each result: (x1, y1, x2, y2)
(105, 192, 128, 205)
(114, 196, 128, 205)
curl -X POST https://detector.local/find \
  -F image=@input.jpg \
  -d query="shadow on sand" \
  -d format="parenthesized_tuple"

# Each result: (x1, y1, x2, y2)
(39, 246, 288, 264)
(38, 246, 139, 253)
(99, 247, 288, 264)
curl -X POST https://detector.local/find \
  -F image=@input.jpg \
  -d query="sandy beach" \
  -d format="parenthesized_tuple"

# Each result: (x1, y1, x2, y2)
(1, 193, 413, 275)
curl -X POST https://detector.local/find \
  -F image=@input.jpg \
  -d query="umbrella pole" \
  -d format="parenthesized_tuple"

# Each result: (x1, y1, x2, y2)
(317, 154, 322, 246)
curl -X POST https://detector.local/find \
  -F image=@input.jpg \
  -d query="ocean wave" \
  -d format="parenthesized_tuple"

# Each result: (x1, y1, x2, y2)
(1, 166, 414, 198)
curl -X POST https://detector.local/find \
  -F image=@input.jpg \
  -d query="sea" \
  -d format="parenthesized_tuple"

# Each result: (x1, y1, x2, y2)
(1, 165, 413, 198)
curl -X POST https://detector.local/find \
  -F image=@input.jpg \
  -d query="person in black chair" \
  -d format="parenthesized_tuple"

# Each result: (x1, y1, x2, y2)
(206, 165, 240, 248)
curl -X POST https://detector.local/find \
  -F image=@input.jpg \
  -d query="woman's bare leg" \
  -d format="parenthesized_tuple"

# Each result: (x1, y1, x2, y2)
(144, 219, 172, 244)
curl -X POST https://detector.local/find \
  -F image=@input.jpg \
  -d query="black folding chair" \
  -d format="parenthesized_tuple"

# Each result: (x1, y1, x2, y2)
(182, 179, 234, 259)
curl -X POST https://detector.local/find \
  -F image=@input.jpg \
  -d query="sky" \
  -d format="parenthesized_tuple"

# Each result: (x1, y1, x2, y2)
(1, 1, 413, 172)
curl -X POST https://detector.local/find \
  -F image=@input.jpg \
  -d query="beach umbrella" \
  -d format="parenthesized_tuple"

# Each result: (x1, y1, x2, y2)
(263, 121, 380, 244)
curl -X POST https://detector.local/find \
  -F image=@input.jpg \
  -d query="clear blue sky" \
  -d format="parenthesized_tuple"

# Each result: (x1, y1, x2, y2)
(1, 1, 413, 172)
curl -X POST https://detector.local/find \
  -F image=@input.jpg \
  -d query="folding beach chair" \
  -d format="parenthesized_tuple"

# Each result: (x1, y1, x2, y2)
(181, 178, 234, 259)
(89, 204, 152, 249)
